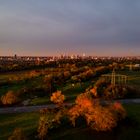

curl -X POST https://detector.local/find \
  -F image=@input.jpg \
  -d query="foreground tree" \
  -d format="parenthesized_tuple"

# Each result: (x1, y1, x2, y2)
(38, 91, 126, 140)
(68, 92, 126, 131)
(8, 128, 27, 140)
(38, 91, 66, 140)
(38, 114, 52, 140)
(89, 105, 117, 131)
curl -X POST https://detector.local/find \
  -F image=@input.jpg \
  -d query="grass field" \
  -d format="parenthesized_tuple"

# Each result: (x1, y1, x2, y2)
(117, 70, 140, 86)
(62, 81, 92, 102)
(0, 70, 92, 105)
(0, 73, 43, 96)
(0, 104, 140, 140)
(0, 69, 139, 106)
(0, 112, 40, 140)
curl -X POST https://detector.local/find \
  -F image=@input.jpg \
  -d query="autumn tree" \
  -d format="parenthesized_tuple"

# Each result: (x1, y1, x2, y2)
(63, 71, 71, 80)
(50, 91, 65, 107)
(29, 70, 38, 78)
(1, 90, 19, 105)
(90, 87, 98, 97)
(38, 91, 66, 140)
(89, 105, 117, 131)
(104, 85, 127, 99)
(8, 128, 27, 140)
(68, 92, 126, 131)
(38, 115, 51, 140)
(68, 93, 94, 127)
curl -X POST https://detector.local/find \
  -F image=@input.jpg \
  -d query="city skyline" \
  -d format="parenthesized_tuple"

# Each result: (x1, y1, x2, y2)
(0, 0, 140, 56)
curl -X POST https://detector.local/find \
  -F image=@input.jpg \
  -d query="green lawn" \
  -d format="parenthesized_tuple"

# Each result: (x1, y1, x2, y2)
(117, 70, 140, 86)
(50, 104, 140, 140)
(62, 81, 92, 102)
(0, 69, 140, 106)
(30, 97, 51, 105)
(0, 69, 93, 105)
(29, 81, 92, 105)
(0, 112, 40, 140)
(0, 104, 140, 140)
(117, 104, 140, 140)
(0, 74, 44, 96)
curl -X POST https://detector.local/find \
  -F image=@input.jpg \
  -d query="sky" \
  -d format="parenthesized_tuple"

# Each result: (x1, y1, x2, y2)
(0, 0, 140, 56)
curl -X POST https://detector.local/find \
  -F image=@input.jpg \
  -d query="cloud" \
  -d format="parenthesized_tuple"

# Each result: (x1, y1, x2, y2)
(0, 0, 140, 55)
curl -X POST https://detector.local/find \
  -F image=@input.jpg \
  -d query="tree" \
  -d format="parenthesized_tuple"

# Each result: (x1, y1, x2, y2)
(68, 93, 94, 127)
(38, 90, 67, 139)
(8, 128, 27, 140)
(89, 106, 117, 131)
(1, 91, 19, 105)
(29, 70, 38, 78)
(63, 71, 71, 80)
(90, 87, 97, 97)
(68, 92, 126, 131)
(75, 93, 93, 111)
(50, 91, 65, 107)
(38, 115, 49, 140)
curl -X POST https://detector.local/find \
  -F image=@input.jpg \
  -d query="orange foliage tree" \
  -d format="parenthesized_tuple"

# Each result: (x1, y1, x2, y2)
(8, 128, 27, 140)
(38, 91, 127, 140)
(38, 115, 51, 140)
(50, 91, 65, 107)
(90, 87, 97, 97)
(89, 105, 117, 131)
(1, 90, 19, 105)
(38, 91, 66, 140)
(68, 92, 126, 131)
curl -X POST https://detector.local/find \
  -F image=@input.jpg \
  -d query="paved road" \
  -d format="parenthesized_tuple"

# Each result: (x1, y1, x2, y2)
(0, 99, 140, 114)
(0, 103, 72, 114)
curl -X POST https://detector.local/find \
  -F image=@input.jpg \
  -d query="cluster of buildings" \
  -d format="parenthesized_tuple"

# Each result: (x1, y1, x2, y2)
(0, 54, 140, 62)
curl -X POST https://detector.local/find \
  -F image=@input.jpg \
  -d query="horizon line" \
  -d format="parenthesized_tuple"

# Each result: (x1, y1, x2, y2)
(0, 55, 140, 57)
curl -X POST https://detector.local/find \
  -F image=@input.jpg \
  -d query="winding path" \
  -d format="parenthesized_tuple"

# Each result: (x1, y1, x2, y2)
(0, 99, 140, 114)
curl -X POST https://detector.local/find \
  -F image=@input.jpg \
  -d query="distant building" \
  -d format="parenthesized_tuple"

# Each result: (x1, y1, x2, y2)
(134, 64, 140, 68)
(82, 53, 86, 57)
(14, 54, 17, 59)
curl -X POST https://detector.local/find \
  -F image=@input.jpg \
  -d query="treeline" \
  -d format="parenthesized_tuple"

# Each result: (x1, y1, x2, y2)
(0, 58, 139, 72)
(0, 60, 58, 72)
(0, 65, 111, 106)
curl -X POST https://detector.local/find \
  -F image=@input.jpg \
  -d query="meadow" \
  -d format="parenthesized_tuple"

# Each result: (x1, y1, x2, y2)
(0, 104, 140, 140)
(0, 68, 140, 106)
(0, 61, 140, 140)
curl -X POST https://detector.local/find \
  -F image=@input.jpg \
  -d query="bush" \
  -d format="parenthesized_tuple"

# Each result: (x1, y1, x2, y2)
(104, 85, 128, 99)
